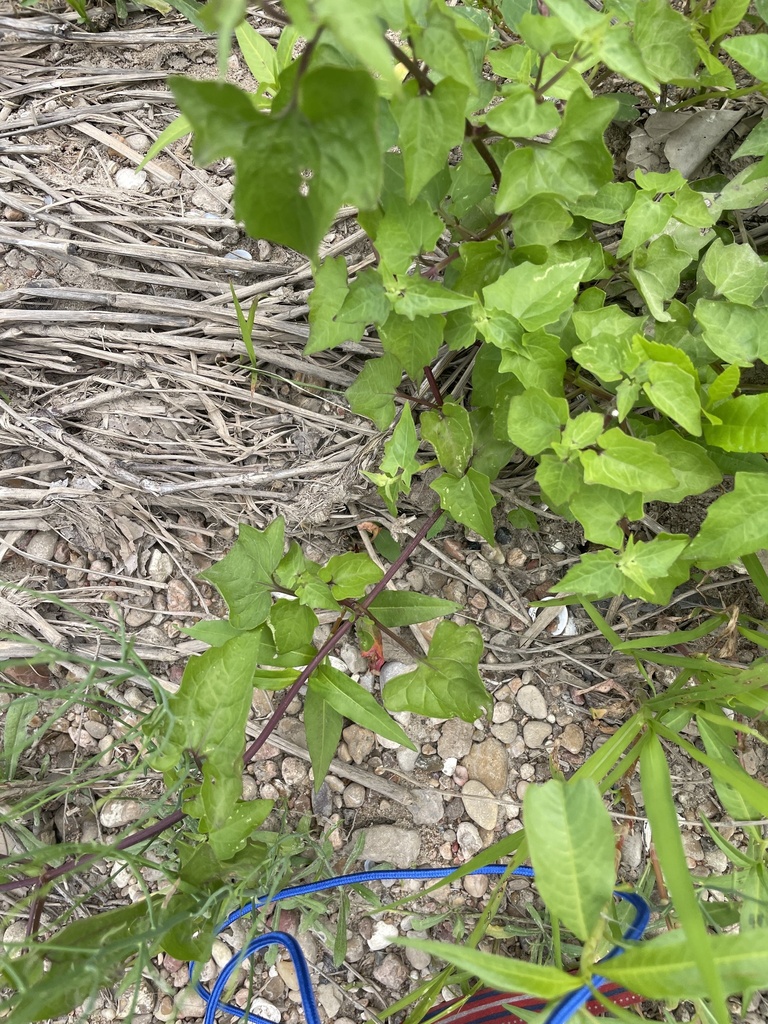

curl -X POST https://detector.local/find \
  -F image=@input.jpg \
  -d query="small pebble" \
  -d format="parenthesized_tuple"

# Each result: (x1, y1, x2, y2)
(461, 780, 498, 830)
(516, 685, 548, 720)
(457, 821, 482, 859)
(560, 723, 584, 754)
(115, 167, 148, 190)
(522, 721, 553, 748)
(368, 921, 399, 951)
(343, 783, 366, 808)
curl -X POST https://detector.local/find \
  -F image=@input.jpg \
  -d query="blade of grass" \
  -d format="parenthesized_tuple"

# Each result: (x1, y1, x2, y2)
(640, 731, 728, 1023)
(742, 553, 768, 606)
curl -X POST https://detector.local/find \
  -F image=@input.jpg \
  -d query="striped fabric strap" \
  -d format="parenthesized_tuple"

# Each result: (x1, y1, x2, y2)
(423, 982, 643, 1024)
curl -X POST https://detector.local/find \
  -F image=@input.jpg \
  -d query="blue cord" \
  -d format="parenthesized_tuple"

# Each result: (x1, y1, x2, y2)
(192, 865, 650, 1024)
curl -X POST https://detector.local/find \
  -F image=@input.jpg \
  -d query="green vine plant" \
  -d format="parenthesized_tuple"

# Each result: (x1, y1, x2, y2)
(5, 0, 768, 1021)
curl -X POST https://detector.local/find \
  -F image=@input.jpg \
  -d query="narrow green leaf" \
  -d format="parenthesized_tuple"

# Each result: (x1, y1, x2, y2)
(696, 715, 763, 821)
(640, 732, 727, 1020)
(391, 937, 579, 999)
(309, 663, 416, 749)
(2, 695, 38, 781)
(304, 685, 343, 790)
(599, 928, 768, 1000)
(138, 113, 191, 168)
(235, 20, 278, 88)
(524, 779, 616, 941)
(366, 591, 461, 627)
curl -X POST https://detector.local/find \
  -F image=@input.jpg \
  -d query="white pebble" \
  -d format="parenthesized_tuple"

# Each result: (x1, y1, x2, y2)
(114, 167, 148, 190)
(368, 921, 399, 951)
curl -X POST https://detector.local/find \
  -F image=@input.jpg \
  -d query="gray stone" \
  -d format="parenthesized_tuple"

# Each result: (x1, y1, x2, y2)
(560, 723, 584, 754)
(358, 825, 421, 869)
(380, 660, 417, 686)
(396, 747, 419, 772)
(343, 783, 366, 808)
(25, 530, 58, 562)
(147, 549, 173, 583)
(281, 756, 308, 787)
(342, 724, 374, 764)
(463, 873, 489, 898)
(373, 952, 409, 990)
(99, 799, 144, 829)
(522, 720, 553, 748)
(461, 780, 498, 831)
(317, 986, 342, 1018)
(438, 719, 475, 760)
(409, 789, 444, 825)
(490, 721, 518, 744)
(405, 944, 431, 970)
(620, 831, 643, 871)
(464, 737, 509, 795)
(340, 643, 367, 675)
(516, 684, 548, 720)
(312, 781, 333, 818)
(492, 701, 514, 724)
(456, 821, 482, 859)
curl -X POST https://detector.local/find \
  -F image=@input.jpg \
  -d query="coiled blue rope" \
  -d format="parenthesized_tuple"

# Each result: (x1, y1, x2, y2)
(193, 865, 650, 1024)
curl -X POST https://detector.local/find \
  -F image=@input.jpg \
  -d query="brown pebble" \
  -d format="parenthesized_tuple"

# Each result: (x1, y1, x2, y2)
(443, 538, 465, 561)
(469, 591, 488, 611)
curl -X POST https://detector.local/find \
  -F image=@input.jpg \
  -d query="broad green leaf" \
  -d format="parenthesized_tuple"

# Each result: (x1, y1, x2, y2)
(251, 666, 301, 689)
(640, 733, 727, 1018)
(733, 118, 768, 159)
(304, 684, 343, 790)
(268, 599, 318, 663)
(235, 20, 278, 89)
(617, 192, 676, 258)
(171, 77, 258, 165)
(175, 67, 382, 256)
(695, 300, 768, 366)
(395, 77, 468, 202)
(392, 938, 579, 999)
(201, 518, 284, 630)
(599, 928, 768, 1000)
(367, 591, 461, 627)
(505, 389, 569, 455)
(697, 715, 763, 821)
(712, 157, 768, 212)
(295, 573, 342, 613)
(580, 429, 677, 493)
(346, 353, 401, 430)
(706, 0, 750, 41)
(319, 553, 383, 600)
(374, 197, 444, 277)
(485, 85, 561, 138)
(722, 34, 768, 80)
(499, 330, 566, 396)
(275, 541, 320, 590)
(512, 196, 573, 249)
(633, 0, 699, 82)
(639, 430, 722, 504)
(337, 268, 390, 325)
(704, 394, 768, 452)
(382, 621, 490, 722)
(707, 364, 740, 406)
(524, 779, 615, 941)
(635, 169, 687, 193)
(431, 468, 497, 543)
(556, 412, 604, 454)
(642, 362, 702, 436)
(536, 454, 583, 511)
(618, 534, 690, 598)
(629, 235, 692, 322)
(739, 864, 768, 930)
(307, 257, 365, 355)
(700, 238, 768, 305)
(184, 619, 256, 648)
(571, 181, 635, 223)
(416, 3, 487, 91)
(379, 312, 444, 383)
(496, 92, 617, 211)
(422, 401, 474, 477)
(149, 633, 259, 788)
(469, 406, 518, 480)
(380, 404, 420, 484)
(206, 798, 272, 860)
(315, 0, 399, 87)
(686, 473, 768, 567)
(392, 277, 475, 320)
(309, 662, 416, 749)
(570, 486, 643, 548)
(484, 258, 589, 332)
(556, 549, 638, 599)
